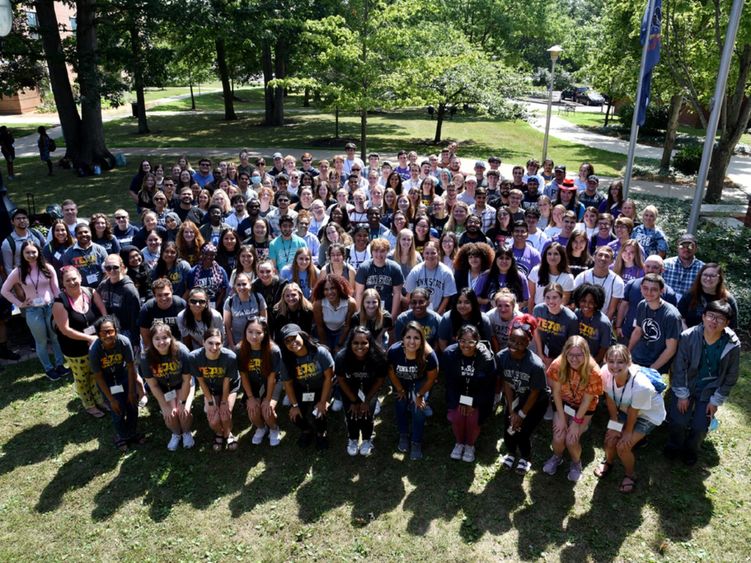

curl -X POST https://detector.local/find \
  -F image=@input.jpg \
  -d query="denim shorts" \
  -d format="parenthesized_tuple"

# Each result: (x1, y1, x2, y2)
(618, 411, 660, 435)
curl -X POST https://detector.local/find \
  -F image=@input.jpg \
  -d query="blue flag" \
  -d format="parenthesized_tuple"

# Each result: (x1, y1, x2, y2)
(637, 0, 662, 126)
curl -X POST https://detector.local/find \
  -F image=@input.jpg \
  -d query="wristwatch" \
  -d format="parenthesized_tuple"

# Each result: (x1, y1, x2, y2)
(292, 403, 299, 408)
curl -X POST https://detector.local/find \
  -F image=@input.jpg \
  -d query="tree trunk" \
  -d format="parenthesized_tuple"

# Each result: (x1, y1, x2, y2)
(335, 107, 339, 139)
(660, 93, 683, 174)
(262, 40, 274, 125)
(189, 77, 196, 110)
(705, 43, 751, 203)
(303, 87, 310, 107)
(434, 103, 446, 143)
(75, 0, 115, 172)
(34, 0, 82, 163)
(604, 98, 613, 127)
(130, 20, 149, 134)
(360, 110, 367, 161)
(215, 37, 237, 121)
(272, 36, 287, 126)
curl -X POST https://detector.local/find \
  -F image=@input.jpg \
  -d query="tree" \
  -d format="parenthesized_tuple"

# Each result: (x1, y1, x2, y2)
(0, 3, 47, 95)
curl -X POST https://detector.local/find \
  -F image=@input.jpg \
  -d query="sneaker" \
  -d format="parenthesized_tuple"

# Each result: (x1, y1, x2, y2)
(397, 433, 409, 453)
(56, 364, 72, 377)
(359, 440, 374, 456)
(167, 434, 181, 451)
(315, 434, 329, 450)
(567, 461, 583, 482)
(331, 399, 343, 412)
(268, 426, 281, 447)
(410, 441, 423, 461)
(450, 443, 465, 460)
(138, 395, 148, 408)
(45, 368, 62, 382)
(347, 439, 359, 456)
(182, 432, 195, 449)
(373, 399, 382, 416)
(543, 454, 563, 475)
(252, 426, 268, 445)
(543, 404, 554, 421)
(462, 445, 476, 463)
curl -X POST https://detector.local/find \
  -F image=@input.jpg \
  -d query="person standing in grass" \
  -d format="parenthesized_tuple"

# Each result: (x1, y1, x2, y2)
(595, 345, 666, 493)
(498, 315, 549, 475)
(37, 126, 54, 176)
(141, 322, 195, 451)
(90, 316, 141, 452)
(543, 336, 603, 482)
(0, 126, 15, 179)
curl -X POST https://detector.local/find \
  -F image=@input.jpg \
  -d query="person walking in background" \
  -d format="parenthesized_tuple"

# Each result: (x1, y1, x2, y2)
(0, 126, 15, 179)
(37, 126, 55, 176)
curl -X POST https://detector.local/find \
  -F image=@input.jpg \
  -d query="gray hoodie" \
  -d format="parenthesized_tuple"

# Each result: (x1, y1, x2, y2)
(97, 275, 141, 340)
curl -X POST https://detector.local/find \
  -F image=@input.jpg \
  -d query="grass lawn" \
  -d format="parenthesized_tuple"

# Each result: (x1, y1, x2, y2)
(151, 87, 310, 113)
(2, 123, 57, 139)
(0, 347, 748, 561)
(102, 110, 653, 177)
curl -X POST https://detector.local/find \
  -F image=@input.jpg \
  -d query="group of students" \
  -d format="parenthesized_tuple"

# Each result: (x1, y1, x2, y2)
(0, 146, 741, 493)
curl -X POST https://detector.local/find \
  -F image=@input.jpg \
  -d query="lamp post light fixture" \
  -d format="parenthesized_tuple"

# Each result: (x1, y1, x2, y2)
(541, 44, 563, 163)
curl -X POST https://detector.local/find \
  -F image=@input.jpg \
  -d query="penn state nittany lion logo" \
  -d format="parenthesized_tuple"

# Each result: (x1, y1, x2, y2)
(641, 318, 662, 342)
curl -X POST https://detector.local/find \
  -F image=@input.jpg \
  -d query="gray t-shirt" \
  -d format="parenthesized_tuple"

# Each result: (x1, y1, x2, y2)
(576, 309, 612, 358)
(404, 262, 457, 310)
(88, 334, 134, 387)
(279, 346, 334, 392)
(394, 309, 442, 347)
(631, 300, 682, 372)
(139, 341, 192, 392)
(533, 304, 579, 358)
(223, 292, 267, 344)
(189, 347, 240, 396)
(177, 308, 224, 347)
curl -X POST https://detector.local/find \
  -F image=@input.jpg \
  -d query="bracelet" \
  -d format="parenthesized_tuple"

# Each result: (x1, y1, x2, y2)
(517, 409, 527, 419)
(291, 403, 299, 408)
(573, 415, 584, 424)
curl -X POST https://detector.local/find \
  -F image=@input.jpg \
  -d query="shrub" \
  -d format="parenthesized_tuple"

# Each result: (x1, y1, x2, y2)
(617, 103, 670, 134)
(672, 143, 703, 175)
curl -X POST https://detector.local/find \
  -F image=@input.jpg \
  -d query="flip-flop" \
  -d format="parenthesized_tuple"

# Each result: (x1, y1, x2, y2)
(515, 458, 532, 475)
(594, 459, 614, 478)
(226, 434, 239, 451)
(212, 434, 225, 452)
(619, 475, 637, 494)
(501, 454, 516, 470)
(86, 406, 106, 418)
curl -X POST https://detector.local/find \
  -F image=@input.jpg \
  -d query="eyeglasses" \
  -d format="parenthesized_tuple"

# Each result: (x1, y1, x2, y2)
(704, 313, 727, 323)
(115, 215, 128, 220)
(104, 265, 120, 272)
(302, 158, 312, 163)
(459, 339, 478, 345)
(189, 298, 207, 305)
(701, 273, 719, 279)
(567, 351, 585, 359)
(679, 242, 696, 249)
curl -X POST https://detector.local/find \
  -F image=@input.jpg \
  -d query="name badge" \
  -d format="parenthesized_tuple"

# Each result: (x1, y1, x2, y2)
(563, 405, 576, 417)
(31, 297, 45, 307)
(110, 384, 124, 395)
(86, 273, 99, 285)
(164, 390, 177, 402)
(357, 389, 366, 402)
(83, 325, 96, 335)
(54, 251, 62, 261)
(459, 395, 473, 406)
(511, 397, 519, 410)
(607, 420, 624, 432)
(302, 392, 315, 403)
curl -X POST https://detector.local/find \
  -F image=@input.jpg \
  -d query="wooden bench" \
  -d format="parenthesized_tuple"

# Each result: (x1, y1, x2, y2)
(558, 102, 576, 115)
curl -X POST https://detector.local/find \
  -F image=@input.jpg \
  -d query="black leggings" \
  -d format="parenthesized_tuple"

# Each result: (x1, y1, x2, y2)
(293, 392, 328, 436)
(343, 399, 376, 440)
(503, 396, 548, 459)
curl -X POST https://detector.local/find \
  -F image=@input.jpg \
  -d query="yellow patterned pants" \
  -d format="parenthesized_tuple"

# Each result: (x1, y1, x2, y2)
(65, 355, 102, 409)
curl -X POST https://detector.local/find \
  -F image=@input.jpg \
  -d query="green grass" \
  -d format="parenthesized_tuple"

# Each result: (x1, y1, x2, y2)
(101, 109, 652, 177)
(2, 123, 57, 139)
(0, 348, 749, 560)
(151, 86, 310, 113)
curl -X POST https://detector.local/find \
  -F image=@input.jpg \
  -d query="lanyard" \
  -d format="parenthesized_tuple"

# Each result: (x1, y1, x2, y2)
(611, 372, 634, 413)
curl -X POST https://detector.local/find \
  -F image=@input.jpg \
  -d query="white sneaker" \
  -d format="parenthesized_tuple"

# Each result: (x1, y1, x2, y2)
(167, 434, 181, 451)
(374, 399, 382, 416)
(182, 431, 195, 449)
(462, 445, 476, 463)
(450, 443, 465, 460)
(359, 440, 374, 456)
(138, 395, 149, 409)
(332, 399, 343, 412)
(252, 426, 268, 445)
(268, 426, 281, 446)
(347, 439, 359, 456)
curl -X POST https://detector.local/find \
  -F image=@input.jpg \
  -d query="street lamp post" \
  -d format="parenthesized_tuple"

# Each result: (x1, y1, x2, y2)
(541, 45, 563, 163)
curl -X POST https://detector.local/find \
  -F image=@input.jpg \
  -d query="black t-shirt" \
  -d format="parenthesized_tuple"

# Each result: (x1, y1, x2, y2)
(497, 348, 548, 407)
(138, 297, 187, 339)
(334, 349, 386, 399)
(441, 343, 496, 418)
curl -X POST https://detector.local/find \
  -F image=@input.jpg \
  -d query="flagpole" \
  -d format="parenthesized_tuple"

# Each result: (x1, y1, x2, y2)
(687, 0, 745, 234)
(623, 0, 658, 198)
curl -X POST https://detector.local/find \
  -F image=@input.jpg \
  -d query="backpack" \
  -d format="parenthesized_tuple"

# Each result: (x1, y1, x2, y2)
(48, 138, 57, 152)
(3, 229, 46, 268)
(638, 366, 667, 394)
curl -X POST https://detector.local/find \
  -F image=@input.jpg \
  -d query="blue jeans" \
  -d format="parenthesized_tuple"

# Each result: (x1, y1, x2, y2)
(25, 304, 65, 371)
(101, 377, 139, 444)
(666, 389, 710, 454)
(394, 379, 429, 444)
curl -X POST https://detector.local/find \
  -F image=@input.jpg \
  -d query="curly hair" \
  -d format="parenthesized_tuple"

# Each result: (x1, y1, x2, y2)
(311, 273, 352, 301)
(453, 241, 494, 272)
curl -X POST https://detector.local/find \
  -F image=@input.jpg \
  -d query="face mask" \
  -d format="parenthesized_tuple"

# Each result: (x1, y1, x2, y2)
(251, 176, 261, 185)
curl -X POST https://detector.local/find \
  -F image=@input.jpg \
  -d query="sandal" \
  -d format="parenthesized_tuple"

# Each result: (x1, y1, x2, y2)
(86, 406, 106, 418)
(515, 458, 532, 475)
(226, 433, 239, 451)
(212, 434, 225, 452)
(115, 438, 129, 453)
(619, 475, 637, 494)
(594, 459, 614, 478)
(501, 454, 516, 470)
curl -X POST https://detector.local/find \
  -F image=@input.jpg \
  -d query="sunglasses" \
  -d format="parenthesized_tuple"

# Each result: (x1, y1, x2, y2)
(104, 265, 120, 271)
(189, 298, 207, 305)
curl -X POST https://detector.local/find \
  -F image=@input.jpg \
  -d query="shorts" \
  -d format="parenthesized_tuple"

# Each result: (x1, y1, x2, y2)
(247, 377, 282, 402)
(618, 411, 660, 435)
(0, 296, 12, 317)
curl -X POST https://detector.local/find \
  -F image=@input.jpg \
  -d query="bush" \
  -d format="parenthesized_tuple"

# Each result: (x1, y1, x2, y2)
(530, 67, 574, 91)
(672, 143, 703, 175)
(617, 103, 670, 134)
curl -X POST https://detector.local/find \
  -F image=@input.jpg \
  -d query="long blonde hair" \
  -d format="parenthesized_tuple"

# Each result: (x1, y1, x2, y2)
(358, 288, 385, 331)
(273, 282, 313, 316)
(558, 335, 593, 389)
(392, 229, 419, 268)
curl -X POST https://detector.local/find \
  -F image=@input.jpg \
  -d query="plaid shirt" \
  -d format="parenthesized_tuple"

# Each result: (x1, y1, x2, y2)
(469, 203, 496, 232)
(662, 256, 704, 300)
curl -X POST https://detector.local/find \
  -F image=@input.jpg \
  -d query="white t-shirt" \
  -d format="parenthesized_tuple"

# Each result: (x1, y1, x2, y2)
(404, 262, 457, 310)
(601, 365, 666, 426)
(573, 269, 625, 311)
(528, 265, 575, 305)
(527, 230, 550, 254)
